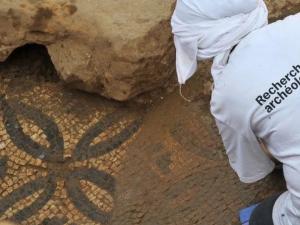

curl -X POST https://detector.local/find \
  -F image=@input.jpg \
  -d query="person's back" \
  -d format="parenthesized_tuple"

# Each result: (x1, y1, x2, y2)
(211, 13, 300, 225)
(212, 13, 300, 150)
(171, 1, 300, 224)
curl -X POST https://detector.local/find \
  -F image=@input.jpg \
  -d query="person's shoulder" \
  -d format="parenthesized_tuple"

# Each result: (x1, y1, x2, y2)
(226, 12, 300, 70)
(237, 12, 300, 45)
(253, 12, 300, 37)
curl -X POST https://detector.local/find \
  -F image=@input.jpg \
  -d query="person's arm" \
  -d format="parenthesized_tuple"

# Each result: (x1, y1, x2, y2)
(215, 119, 275, 183)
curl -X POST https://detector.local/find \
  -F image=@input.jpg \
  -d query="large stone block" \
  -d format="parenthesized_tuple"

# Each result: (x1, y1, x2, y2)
(0, 0, 300, 100)
(0, 0, 176, 101)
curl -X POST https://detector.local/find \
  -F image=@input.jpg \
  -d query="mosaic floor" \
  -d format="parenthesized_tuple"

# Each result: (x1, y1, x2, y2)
(0, 84, 141, 225)
(0, 45, 286, 225)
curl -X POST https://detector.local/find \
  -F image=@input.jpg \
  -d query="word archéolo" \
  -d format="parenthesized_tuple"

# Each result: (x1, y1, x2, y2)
(256, 65, 300, 113)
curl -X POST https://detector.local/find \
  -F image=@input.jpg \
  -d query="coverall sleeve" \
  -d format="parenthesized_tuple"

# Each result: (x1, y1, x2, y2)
(215, 119, 275, 183)
(272, 160, 300, 225)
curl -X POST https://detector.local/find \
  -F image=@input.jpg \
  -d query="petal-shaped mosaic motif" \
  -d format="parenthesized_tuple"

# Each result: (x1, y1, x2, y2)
(0, 175, 56, 222)
(1, 97, 64, 162)
(65, 169, 115, 224)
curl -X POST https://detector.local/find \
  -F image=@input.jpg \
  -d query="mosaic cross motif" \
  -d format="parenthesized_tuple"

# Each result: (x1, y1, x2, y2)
(0, 95, 142, 225)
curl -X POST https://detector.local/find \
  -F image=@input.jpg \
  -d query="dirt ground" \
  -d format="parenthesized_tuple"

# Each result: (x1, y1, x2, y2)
(0, 45, 285, 225)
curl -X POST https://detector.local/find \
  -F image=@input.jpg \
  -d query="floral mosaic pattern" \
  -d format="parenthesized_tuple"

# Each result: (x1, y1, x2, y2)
(0, 95, 141, 224)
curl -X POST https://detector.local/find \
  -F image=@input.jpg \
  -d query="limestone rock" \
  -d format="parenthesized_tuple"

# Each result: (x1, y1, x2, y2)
(0, 0, 300, 101)
(0, 0, 176, 101)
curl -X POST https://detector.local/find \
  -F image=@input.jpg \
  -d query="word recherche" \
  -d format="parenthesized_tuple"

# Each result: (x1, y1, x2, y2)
(256, 65, 300, 113)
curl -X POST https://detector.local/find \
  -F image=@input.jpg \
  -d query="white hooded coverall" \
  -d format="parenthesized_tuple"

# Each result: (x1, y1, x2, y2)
(172, 1, 300, 225)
